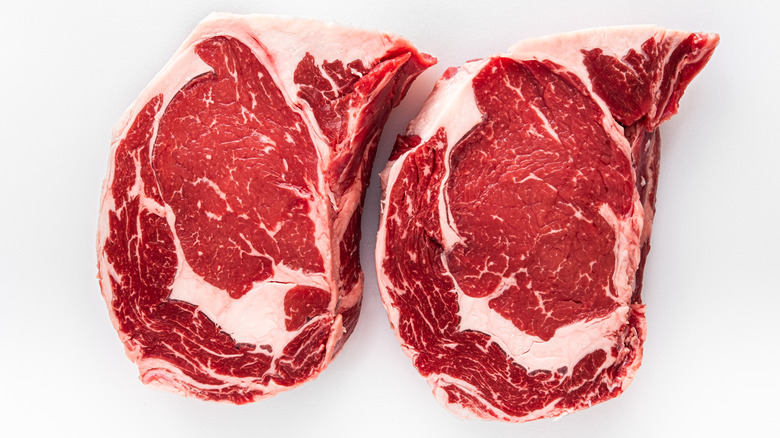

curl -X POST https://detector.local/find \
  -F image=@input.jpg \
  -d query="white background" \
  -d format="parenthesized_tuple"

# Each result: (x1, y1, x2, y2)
(1, 1, 778, 436)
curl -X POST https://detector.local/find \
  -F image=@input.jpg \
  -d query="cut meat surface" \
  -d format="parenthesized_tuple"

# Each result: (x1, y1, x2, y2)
(376, 26, 717, 421)
(97, 13, 433, 403)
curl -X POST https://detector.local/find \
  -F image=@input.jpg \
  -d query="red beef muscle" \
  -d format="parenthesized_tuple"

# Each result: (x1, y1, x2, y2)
(375, 26, 717, 421)
(97, 13, 434, 403)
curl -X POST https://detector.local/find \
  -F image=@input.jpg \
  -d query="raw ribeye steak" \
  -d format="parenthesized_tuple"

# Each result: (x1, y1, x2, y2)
(376, 26, 717, 421)
(97, 13, 433, 403)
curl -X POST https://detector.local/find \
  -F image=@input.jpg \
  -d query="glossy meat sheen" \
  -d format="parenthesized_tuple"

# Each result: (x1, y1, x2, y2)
(97, 13, 434, 403)
(376, 26, 717, 421)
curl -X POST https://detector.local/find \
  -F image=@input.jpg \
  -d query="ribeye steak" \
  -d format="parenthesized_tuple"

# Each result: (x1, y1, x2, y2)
(97, 13, 433, 403)
(376, 26, 717, 421)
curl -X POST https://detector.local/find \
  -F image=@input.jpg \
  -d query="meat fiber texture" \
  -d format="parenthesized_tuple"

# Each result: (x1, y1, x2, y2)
(376, 26, 717, 422)
(97, 12, 434, 403)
